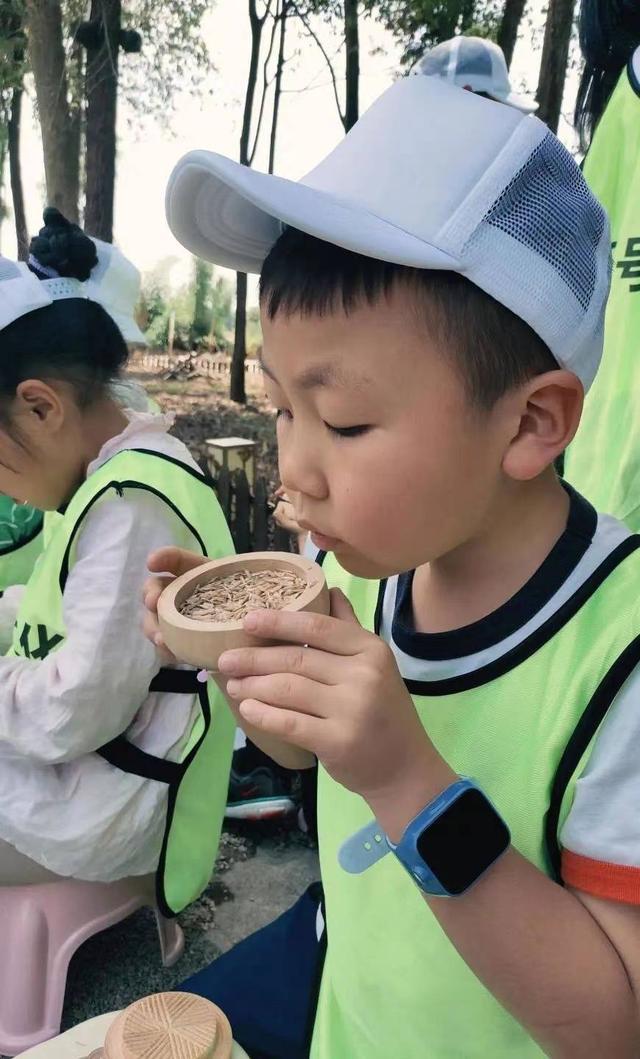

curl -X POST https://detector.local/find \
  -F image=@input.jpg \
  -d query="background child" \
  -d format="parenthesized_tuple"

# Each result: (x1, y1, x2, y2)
(146, 78, 640, 1056)
(563, 0, 640, 525)
(0, 208, 234, 902)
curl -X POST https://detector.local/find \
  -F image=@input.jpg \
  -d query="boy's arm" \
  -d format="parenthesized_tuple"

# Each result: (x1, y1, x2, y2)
(219, 598, 640, 1058)
(372, 774, 640, 1058)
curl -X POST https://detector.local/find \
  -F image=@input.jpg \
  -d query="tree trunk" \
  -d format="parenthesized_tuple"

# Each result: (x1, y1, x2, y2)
(24, 0, 80, 221)
(8, 85, 29, 259)
(344, 0, 359, 131)
(84, 0, 122, 241)
(535, 0, 576, 133)
(231, 271, 248, 404)
(497, 0, 528, 68)
(269, 0, 289, 174)
(232, 0, 265, 404)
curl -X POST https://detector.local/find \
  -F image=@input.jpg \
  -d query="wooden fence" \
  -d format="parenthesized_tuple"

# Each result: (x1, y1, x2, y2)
(139, 352, 261, 378)
(207, 465, 294, 554)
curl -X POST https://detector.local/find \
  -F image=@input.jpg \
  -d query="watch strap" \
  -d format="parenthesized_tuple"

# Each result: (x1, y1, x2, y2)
(338, 819, 391, 874)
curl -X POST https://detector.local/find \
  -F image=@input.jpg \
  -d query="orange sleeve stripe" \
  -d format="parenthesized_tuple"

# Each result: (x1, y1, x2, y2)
(562, 849, 640, 904)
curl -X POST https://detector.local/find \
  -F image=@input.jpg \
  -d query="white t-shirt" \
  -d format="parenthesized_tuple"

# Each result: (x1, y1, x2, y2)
(0, 410, 215, 881)
(307, 486, 640, 905)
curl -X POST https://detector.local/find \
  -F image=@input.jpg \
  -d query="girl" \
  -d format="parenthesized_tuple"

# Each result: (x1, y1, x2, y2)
(0, 209, 234, 913)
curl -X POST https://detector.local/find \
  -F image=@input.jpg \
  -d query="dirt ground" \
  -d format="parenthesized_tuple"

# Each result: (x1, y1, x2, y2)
(131, 367, 281, 493)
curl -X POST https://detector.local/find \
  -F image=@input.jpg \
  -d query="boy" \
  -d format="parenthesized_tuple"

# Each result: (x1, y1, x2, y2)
(147, 78, 640, 1056)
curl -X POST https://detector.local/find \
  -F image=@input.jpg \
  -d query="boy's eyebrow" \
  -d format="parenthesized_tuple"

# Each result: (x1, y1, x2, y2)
(259, 353, 368, 391)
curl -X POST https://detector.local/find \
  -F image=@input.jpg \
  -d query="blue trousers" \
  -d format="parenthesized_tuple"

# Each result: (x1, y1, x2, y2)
(180, 882, 325, 1059)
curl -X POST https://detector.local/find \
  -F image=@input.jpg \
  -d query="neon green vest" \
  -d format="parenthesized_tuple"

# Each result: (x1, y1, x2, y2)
(564, 53, 640, 527)
(0, 498, 44, 591)
(7, 448, 236, 917)
(311, 544, 640, 1059)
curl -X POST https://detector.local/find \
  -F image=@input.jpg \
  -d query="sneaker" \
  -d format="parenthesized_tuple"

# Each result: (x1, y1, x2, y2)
(225, 743, 299, 821)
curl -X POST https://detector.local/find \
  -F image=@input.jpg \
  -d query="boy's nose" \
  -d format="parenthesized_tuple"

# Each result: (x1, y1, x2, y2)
(279, 443, 328, 503)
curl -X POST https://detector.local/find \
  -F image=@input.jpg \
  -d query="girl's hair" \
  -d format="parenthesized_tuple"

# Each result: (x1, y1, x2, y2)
(575, 0, 640, 151)
(0, 208, 129, 409)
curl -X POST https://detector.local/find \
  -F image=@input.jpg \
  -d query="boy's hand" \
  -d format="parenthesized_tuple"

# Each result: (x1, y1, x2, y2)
(219, 588, 453, 828)
(142, 547, 209, 661)
(142, 546, 316, 773)
(273, 487, 302, 535)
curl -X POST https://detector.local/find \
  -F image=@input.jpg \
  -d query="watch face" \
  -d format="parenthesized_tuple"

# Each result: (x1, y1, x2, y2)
(416, 789, 510, 895)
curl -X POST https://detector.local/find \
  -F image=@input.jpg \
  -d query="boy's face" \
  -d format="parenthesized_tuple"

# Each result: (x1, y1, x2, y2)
(261, 282, 514, 580)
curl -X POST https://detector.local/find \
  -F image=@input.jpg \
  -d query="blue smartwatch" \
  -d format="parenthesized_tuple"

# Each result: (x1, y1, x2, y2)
(339, 779, 510, 896)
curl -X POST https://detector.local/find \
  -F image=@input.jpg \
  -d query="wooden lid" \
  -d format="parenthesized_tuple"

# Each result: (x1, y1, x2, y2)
(103, 993, 233, 1059)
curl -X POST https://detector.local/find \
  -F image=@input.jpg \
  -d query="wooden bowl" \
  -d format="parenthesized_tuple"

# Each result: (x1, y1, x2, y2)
(157, 551, 330, 671)
(103, 992, 233, 1059)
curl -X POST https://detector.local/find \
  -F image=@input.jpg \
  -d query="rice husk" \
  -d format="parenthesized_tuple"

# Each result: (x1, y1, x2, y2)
(179, 568, 307, 624)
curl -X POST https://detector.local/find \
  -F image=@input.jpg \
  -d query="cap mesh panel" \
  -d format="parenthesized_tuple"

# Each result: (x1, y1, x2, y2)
(483, 133, 606, 311)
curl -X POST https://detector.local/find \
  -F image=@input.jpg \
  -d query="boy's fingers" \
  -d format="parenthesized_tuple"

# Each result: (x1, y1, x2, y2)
(142, 611, 177, 663)
(226, 673, 330, 716)
(146, 547, 208, 578)
(241, 608, 367, 655)
(273, 502, 301, 533)
(238, 698, 325, 754)
(142, 574, 171, 611)
(218, 644, 342, 683)
(330, 588, 360, 624)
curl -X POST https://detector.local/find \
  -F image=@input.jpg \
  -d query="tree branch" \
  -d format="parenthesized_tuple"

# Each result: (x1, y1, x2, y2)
(248, 0, 281, 165)
(290, 1, 345, 127)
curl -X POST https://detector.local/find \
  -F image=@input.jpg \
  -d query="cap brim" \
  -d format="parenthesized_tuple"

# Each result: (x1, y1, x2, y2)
(493, 90, 538, 114)
(112, 312, 147, 346)
(165, 150, 459, 273)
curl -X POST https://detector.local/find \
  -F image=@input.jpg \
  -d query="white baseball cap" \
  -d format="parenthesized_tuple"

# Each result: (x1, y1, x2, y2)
(166, 76, 611, 391)
(0, 239, 147, 346)
(416, 36, 537, 114)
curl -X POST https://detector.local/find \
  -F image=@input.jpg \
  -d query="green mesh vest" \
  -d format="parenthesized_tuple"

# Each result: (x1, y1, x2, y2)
(564, 51, 640, 526)
(310, 543, 640, 1059)
(7, 448, 236, 917)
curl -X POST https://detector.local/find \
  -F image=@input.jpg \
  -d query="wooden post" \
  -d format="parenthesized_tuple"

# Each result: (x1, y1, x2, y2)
(233, 470, 252, 553)
(205, 437, 256, 490)
(254, 478, 269, 551)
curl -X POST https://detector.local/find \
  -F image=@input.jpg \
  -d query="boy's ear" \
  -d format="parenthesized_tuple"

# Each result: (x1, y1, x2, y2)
(14, 380, 65, 434)
(501, 370, 583, 482)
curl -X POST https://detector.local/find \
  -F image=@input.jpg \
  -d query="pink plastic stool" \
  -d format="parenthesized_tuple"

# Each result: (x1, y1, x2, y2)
(0, 874, 184, 1056)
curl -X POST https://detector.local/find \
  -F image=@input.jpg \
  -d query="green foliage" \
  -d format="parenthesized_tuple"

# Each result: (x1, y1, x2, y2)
(140, 257, 235, 352)
(191, 256, 214, 344)
(211, 275, 234, 349)
(0, 0, 26, 223)
(60, 0, 215, 128)
(117, 0, 215, 126)
(365, 0, 502, 67)
(0, 0, 26, 127)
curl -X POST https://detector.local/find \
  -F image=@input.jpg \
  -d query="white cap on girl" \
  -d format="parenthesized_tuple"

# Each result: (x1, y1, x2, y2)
(0, 239, 147, 346)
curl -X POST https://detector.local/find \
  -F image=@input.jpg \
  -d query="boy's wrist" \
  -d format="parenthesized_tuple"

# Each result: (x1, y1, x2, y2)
(364, 750, 458, 844)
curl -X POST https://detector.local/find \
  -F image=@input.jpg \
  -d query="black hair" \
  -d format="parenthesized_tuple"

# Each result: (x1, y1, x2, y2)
(575, 0, 640, 151)
(260, 228, 558, 410)
(0, 208, 128, 414)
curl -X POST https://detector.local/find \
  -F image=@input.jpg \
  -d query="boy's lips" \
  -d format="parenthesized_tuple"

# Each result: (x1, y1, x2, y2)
(309, 531, 342, 550)
(299, 520, 343, 550)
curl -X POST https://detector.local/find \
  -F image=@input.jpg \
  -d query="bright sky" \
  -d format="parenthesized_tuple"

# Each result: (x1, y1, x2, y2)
(1, 0, 579, 298)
